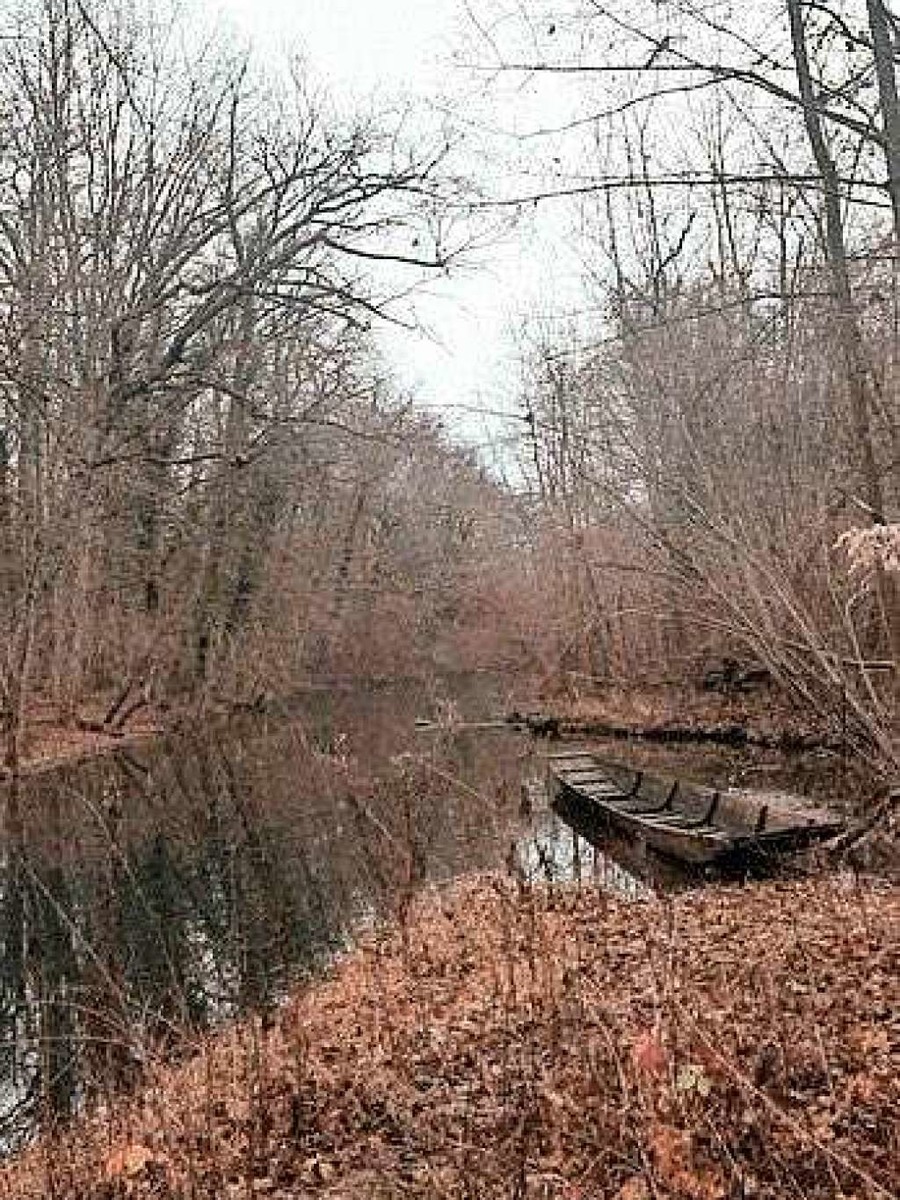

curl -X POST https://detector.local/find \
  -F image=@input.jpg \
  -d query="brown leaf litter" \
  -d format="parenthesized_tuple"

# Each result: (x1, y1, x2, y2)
(0, 872, 896, 1199)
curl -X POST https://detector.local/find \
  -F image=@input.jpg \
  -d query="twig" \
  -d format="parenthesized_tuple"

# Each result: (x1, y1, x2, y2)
(828, 787, 899, 854)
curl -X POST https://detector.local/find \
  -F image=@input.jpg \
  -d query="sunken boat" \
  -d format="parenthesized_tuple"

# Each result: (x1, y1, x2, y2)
(548, 751, 845, 867)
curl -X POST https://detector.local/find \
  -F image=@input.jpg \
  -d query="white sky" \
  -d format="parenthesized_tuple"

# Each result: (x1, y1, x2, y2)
(211, 0, 590, 455)
(216, 0, 460, 98)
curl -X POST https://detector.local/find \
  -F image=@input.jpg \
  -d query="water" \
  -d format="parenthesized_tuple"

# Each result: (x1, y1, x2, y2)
(516, 810, 648, 896)
(0, 675, 530, 1147)
(3, 682, 801, 1148)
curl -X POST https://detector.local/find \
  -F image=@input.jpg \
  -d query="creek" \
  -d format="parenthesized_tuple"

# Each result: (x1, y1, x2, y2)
(0, 674, 529, 1146)
(0, 674, 841, 1148)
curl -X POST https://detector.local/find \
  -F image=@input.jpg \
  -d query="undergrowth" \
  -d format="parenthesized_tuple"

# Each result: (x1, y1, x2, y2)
(0, 870, 896, 1199)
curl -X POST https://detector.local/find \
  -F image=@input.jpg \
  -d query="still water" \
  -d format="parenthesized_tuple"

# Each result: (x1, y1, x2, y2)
(4, 676, 765, 1147)
(0, 676, 545, 1145)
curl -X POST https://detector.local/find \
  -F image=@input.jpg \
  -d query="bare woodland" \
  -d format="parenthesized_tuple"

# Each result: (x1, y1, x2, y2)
(466, 0, 900, 782)
(0, 0, 898, 1180)
(0, 0, 896, 779)
(0, 0, 520, 766)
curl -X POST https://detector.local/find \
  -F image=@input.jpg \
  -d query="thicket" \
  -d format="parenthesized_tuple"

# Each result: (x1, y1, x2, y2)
(467, 0, 900, 785)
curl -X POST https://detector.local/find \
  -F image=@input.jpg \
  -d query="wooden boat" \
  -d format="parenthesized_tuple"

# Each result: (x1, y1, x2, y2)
(547, 751, 845, 866)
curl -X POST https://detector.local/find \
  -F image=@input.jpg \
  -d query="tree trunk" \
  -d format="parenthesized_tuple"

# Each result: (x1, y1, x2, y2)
(788, 0, 898, 679)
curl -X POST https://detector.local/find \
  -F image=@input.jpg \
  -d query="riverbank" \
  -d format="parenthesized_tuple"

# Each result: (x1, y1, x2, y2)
(2, 871, 896, 1199)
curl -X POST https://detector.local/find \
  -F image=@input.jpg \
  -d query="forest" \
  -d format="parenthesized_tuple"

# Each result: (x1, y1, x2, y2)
(0, 0, 896, 780)
(0, 0, 896, 1197)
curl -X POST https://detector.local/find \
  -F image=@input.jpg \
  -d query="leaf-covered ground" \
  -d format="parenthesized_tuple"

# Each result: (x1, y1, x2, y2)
(2, 873, 897, 1199)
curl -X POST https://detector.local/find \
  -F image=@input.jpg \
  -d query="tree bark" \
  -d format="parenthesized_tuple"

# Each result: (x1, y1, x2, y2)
(867, 0, 900, 243)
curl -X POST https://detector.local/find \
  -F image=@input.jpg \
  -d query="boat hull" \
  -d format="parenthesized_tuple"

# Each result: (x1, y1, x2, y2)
(548, 752, 844, 867)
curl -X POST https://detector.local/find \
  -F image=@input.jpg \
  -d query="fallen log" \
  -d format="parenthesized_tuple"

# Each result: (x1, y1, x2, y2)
(506, 712, 848, 754)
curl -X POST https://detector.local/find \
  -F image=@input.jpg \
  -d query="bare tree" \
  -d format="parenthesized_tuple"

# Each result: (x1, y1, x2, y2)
(463, 0, 899, 775)
(0, 0, 460, 750)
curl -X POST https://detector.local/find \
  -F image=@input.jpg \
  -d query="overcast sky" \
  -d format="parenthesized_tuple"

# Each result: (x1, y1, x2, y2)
(210, 0, 590, 456)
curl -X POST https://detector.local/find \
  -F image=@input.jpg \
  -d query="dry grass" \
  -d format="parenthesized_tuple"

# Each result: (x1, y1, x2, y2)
(1, 872, 897, 1199)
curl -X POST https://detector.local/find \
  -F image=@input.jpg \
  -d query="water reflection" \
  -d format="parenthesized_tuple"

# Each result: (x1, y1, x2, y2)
(3, 684, 747, 1150)
(0, 675, 527, 1147)
(515, 809, 648, 898)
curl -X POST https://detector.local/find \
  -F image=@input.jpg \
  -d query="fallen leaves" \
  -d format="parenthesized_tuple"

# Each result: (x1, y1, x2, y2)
(615, 1177, 650, 1200)
(650, 1124, 726, 1199)
(103, 1142, 171, 1193)
(1, 874, 896, 1199)
(103, 1143, 156, 1181)
(675, 1063, 712, 1098)
(632, 1027, 668, 1079)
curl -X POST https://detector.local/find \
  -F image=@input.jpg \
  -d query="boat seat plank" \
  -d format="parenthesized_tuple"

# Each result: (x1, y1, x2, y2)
(561, 772, 622, 786)
(578, 782, 638, 798)
(639, 813, 716, 830)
